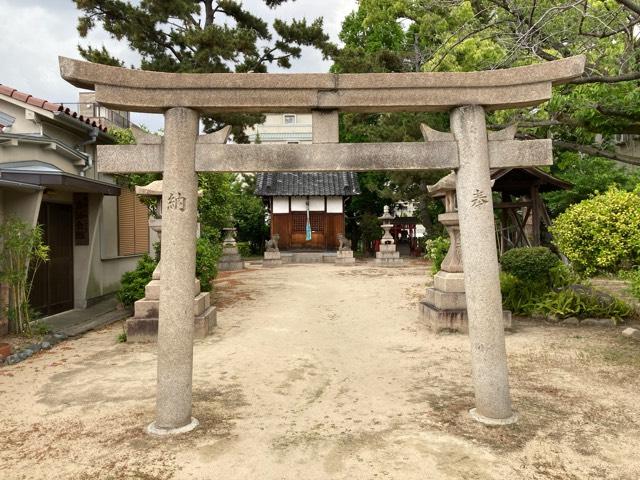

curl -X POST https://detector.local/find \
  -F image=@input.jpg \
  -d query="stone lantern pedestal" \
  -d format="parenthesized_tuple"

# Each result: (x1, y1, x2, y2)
(420, 172, 511, 332)
(126, 180, 217, 343)
(375, 206, 403, 266)
(218, 227, 244, 271)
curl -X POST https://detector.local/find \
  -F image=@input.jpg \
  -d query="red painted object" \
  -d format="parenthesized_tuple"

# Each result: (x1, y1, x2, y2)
(0, 342, 11, 360)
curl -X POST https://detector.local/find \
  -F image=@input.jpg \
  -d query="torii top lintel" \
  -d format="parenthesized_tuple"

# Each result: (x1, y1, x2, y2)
(59, 56, 585, 114)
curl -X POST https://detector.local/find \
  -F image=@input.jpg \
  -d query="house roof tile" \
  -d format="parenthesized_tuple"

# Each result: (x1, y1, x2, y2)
(0, 83, 108, 132)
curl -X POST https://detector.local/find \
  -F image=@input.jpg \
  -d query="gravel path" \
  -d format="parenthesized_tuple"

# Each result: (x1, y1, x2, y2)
(0, 261, 638, 479)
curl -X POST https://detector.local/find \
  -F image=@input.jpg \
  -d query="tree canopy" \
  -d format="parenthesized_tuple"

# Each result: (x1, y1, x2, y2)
(332, 0, 640, 236)
(333, 0, 640, 165)
(74, 0, 335, 140)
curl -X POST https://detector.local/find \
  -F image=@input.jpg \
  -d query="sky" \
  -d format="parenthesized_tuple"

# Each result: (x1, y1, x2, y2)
(0, 0, 357, 131)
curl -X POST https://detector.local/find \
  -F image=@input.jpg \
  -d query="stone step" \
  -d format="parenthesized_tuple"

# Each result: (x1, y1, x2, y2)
(424, 287, 466, 311)
(126, 305, 217, 343)
(194, 306, 217, 338)
(134, 291, 210, 318)
(145, 278, 201, 301)
(134, 298, 159, 319)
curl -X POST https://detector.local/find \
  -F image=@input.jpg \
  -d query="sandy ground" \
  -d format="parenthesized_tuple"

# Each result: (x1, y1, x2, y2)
(1, 261, 639, 480)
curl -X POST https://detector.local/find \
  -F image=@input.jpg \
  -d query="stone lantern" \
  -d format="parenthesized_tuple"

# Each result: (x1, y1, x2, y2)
(421, 171, 511, 332)
(218, 225, 244, 271)
(126, 180, 217, 342)
(375, 205, 402, 265)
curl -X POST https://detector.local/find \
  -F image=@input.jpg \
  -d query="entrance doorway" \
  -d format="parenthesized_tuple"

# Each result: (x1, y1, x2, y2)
(30, 202, 74, 316)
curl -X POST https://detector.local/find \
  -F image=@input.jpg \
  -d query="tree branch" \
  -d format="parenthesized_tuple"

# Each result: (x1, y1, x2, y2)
(553, 140, 640, 166)
(569, 71, 640, 84)
(615, 0, 640, 16)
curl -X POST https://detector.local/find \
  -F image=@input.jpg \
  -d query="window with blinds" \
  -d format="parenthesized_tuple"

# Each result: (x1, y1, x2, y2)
(117, 187, 150, 256)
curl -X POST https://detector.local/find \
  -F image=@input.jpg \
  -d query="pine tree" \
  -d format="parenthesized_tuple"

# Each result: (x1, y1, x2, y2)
(73, 0, 336, 140)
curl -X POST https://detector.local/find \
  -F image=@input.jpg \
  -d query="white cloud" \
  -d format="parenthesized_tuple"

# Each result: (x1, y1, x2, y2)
(0, 0, 357, 132)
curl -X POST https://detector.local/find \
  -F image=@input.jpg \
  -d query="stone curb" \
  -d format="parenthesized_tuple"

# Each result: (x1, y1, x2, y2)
(0, 332, 68, 366)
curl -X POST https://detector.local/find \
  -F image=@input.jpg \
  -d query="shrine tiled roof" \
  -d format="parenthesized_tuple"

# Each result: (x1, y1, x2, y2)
(255, 172, 360, 197)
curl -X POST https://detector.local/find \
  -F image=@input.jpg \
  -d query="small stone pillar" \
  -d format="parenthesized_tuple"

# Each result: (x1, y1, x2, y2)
(335, 234, 355, 265)
(421, 172, 511, 333)
(218, 227, 244, 271)
(375, 206, 402, 266)
(127, 180, 216, 344)
(263, 234, 282, 267)
(451, 105, 516, 425)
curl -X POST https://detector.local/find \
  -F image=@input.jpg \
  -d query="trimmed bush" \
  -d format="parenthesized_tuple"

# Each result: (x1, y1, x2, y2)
(550, 187, 640, 276)
(196, 237, 221, 292)
(500, 272, 539, 315)
(500, 247, 561, 287)
(117, 254, 157, 307)
(236, 241, 252, 258)
(117, 238, 221, 305)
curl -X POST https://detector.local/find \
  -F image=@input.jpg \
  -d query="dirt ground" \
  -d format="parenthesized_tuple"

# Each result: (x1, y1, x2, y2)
(1, 261, 639, 480)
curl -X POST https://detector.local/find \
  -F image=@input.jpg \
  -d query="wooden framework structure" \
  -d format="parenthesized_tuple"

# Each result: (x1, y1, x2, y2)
(492, 168, 571, 255)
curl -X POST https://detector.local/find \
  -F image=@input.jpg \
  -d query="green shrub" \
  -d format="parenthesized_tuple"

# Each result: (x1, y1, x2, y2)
(533, 288, 633, 322)
(500, 272, 539, 315)
(626, 268, 640, 301)
(499, 251, 585, 317)
(424, 236, 451, 274)
(236, 241, 252, 258)
(196, 237, 220, 292)
(500, 247, 561, 287)
(118, 238, 221, 304)
(117, 254, 157, 307)
(550, 187, 640, 276)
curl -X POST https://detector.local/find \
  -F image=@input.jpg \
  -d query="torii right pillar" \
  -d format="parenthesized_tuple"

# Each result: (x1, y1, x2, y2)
(451, 105, 517, 425)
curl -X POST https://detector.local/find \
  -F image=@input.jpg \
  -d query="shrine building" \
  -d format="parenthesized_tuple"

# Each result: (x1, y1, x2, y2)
(255, 171, 360, 251)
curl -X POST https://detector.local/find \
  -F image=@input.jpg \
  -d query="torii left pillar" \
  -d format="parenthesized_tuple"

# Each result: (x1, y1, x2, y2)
(147, 107, 200, 435)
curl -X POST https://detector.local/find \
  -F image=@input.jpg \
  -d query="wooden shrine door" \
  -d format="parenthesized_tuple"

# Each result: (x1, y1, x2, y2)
(290, 212, 325, 250)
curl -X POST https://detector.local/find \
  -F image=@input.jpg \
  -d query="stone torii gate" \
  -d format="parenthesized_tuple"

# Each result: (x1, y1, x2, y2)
(60, 55, 585, 435)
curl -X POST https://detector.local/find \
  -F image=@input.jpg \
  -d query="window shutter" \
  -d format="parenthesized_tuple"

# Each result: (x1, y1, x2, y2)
(134, 197, 150, 254)
(118, 188, 135, 256)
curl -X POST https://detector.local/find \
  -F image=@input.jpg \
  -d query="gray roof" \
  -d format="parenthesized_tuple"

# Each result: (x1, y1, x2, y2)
(255, 172, 360, 197)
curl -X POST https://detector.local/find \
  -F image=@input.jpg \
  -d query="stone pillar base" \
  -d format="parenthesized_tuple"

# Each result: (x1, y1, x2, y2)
(263, 251, 282, 267)
(147, 417, 200, 436)
(420, 301, 511, 333)
(469, 408, 518, 426)
(335, 250, 356, 265)
(127, 279, 216, 343)
(421, 271, 511, 333)
(218, 245, 244, 271)
(375, 244, 403, 265)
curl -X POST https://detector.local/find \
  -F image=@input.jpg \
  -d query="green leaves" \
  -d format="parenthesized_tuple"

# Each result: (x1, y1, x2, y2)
(551, 187, 640, 276)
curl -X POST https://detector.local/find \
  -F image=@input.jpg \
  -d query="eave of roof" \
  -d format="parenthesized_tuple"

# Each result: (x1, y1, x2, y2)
(0, 133, 90, 165)
(491, 167, 572, 192)
(255, 172, 361, 197)
(0, 169, 121, 196)
(0, 83, 111, 140)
